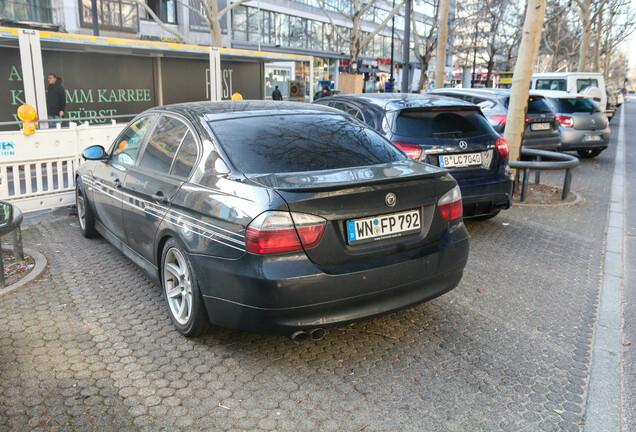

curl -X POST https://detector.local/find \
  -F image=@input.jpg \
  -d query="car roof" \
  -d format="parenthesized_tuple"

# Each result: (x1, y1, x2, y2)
(150, 100, 341, 121)
(531, 90, 588, 99)
(532, 72, 603, 78)
(431, 88, 549, 99)
(317, 93, 477, 111)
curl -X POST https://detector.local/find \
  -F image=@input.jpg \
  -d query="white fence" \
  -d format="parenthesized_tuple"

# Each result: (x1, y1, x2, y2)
(0, 123, 125, 213)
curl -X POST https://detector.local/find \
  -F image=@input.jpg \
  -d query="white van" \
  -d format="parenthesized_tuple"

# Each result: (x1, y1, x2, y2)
(531, 72, 607, 115)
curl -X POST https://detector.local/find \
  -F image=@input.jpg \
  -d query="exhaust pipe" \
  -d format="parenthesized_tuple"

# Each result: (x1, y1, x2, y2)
(309, 328, 326, 340)
(290, 330, 310, 344)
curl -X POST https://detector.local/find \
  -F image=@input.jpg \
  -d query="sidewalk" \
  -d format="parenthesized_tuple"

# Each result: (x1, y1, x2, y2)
(0, 107, 626, 430)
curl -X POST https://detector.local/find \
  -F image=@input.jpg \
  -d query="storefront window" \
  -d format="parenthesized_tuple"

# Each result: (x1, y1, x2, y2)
(265, 67, 291, 99)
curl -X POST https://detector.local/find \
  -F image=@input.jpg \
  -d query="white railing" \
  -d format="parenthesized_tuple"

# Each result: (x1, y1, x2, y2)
(0, 123, 125, 213)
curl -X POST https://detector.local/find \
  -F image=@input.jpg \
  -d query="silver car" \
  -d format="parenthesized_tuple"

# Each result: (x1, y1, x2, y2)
(534, 90, 610, 158)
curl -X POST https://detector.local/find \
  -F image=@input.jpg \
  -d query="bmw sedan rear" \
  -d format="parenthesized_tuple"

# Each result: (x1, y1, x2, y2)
(76, 102, 470, 340)
(315, 94, 513, 220)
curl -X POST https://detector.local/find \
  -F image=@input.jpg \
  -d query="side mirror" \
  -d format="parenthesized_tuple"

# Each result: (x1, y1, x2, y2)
(82, 145, 106, 160)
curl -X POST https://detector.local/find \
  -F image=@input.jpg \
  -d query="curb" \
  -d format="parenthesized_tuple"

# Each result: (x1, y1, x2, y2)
(0, 247, 47, 297)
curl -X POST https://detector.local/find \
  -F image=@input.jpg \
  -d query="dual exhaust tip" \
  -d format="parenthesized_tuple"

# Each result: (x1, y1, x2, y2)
(290, 328, 326, 344)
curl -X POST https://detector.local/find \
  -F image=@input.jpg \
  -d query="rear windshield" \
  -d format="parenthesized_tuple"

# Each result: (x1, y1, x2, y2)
(549, 98, 598, 114)
(209, 114, 405, 174)
(535, 79, 566, 91)
(527, 97, 553, 114)
(393, 109, 492, 139)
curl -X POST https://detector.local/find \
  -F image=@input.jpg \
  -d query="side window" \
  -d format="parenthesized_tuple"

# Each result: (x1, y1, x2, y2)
(330, 101, 347, 111)
(345, 104, 364, 121)
(535, 79, 566, 91)
(111, 115, 156, 166)
(138, 116, 188, 173)
(171, 131, 199, 178)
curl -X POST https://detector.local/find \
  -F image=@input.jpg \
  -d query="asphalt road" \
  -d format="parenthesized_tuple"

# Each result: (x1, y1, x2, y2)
(0, 107, 627, 431)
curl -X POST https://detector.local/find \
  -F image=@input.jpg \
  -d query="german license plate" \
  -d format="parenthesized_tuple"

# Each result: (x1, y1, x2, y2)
(439, 153, 482, 168)
(347, 209, 421, 244)
(531, 122, 550, 131)
(583, 134, 601, 142)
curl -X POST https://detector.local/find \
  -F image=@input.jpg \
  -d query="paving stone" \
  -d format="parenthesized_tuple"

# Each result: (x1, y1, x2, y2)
(0, 140, 617, 431)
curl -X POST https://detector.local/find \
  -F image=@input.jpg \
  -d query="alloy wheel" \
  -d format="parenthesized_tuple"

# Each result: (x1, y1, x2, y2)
(76, 188, 86, 231)
(163, 247, 193, 325)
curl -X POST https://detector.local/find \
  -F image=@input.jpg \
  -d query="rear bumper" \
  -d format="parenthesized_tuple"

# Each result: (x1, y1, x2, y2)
(522, 134, 562, 151)
(559, 127, 611, 150)
(457, 170, 514, 217)
(189, 224, 470, 335)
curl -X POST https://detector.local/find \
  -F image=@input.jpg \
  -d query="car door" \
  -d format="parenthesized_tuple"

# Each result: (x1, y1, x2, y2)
(121, 114, 199, 263)
(91, 114, 157, 240)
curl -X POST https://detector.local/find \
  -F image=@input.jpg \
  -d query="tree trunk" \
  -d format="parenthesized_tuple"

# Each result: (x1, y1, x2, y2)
(419, 60, 429, 90)
(434, 0, 450, 89)
(504, 0, 547, 173)
(577, 0, 592, 71)
(551, 17, 561, 71)
(593, 6, 603, 72)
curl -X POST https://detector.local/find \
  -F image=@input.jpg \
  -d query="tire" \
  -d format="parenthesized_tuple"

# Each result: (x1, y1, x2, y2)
(470, 210, 500, 221)
(161, 238, 211, 337)
(76, 179, 98, 238)
(577, 149, 603, 158)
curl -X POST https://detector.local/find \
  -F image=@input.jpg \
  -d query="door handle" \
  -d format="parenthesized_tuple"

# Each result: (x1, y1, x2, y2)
(114, 178, 122, 189)
(151, 192, 169, 204)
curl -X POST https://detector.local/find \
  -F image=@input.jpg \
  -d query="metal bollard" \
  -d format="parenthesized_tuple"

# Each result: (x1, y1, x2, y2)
(534, 156, 541, 185)
(562, 168, 573, 200)
(520, 168, 530, 202)
(12, 226, 24, 262)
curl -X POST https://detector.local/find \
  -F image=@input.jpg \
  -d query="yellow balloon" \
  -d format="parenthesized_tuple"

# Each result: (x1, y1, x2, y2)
(231, 92, 243, 101)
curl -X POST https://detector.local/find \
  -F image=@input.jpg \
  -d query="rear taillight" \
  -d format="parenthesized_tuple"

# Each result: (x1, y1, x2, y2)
(558, 115, 574, 128)
(490, 115, 507, 125)
(393, 141, 422, 160)
(438, 185, 463, 222)
(495, 137, 509, 160)
(245, 211, 326, 255)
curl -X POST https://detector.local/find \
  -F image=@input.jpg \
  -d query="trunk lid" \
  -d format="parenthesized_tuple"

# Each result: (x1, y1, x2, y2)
(246, 162, 457, 267)
(388, 107, 501, 181)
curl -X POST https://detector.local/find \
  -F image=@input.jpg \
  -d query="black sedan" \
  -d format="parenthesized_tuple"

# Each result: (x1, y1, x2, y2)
(76, 102, 469, 341)
(314, 94, 514, 220)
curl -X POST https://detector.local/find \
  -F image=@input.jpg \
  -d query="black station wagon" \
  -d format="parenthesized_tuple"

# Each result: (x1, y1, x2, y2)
(314, 94, 514, 220)
(76, 102, 469, 342)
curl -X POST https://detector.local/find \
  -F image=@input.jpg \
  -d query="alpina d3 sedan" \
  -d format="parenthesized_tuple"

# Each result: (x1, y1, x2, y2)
(76, 102, 470, 341)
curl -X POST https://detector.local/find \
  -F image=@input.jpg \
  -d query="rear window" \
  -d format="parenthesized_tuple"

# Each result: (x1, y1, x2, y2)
(535, 79, 566, 91)
(550, 98, 598, 113)
(527, 97, 553, 114)
(393, 109, 492, 139)
(209, 114, 405, 174)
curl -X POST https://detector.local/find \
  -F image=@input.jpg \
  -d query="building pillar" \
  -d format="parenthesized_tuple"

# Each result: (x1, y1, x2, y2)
(18, 29, 47, 123)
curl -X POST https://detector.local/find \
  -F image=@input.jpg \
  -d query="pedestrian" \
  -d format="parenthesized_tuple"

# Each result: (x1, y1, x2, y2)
(314, 84, 332, 100)
(46, 73, 66, 127)
(272, 85, 283, 101)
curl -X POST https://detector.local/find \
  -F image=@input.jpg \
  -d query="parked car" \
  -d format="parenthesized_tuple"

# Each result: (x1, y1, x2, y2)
(428, 88, 561, 151)
(616, 90, 624, 106)
(605, 88, 617, 121)
(531, 72, 609, 118)
(76, 101, 470, 340)
(533, 90, 611, 158)
(314, 93, 514, 220)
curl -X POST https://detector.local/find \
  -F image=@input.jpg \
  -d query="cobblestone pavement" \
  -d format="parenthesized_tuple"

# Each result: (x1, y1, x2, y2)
(0, 122, 619, 431)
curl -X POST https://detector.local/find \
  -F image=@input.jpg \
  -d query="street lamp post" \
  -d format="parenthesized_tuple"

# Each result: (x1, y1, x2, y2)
(401, 0, 411, 93)
(388, 0, 396, 92)
(471, 20, 478, 88)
